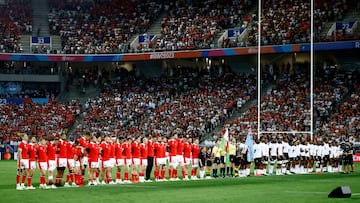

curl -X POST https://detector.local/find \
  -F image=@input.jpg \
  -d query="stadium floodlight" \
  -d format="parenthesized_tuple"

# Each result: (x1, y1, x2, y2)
(257, 0, 314, 140)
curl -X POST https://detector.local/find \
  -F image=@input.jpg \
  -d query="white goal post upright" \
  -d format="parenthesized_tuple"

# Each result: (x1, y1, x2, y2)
(257, 0, 314, 140)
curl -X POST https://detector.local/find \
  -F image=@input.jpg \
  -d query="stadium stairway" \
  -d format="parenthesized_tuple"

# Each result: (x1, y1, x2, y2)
(32, 0, 50, 37)
(145, 11, 167, 35)
(57, 79, 101, 104)
(51, 35, 62, 53)
(20, 35, 31, 53)
(201, 82, 274, 142)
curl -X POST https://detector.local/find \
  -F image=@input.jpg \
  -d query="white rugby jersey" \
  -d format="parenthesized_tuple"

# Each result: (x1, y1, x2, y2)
(269, 142, 278, 157)
(282, 141, 290, 154)
(253, 143, 262, 158)
(261, 142, 269, 157)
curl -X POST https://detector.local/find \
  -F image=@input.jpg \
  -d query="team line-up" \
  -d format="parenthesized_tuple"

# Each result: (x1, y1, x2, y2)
(15, 130, 354, 190)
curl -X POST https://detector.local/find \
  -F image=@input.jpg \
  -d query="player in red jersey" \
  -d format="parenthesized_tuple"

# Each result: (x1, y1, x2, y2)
(27, 136, 38, 189)
(131, 137, 141, 183)
(175, 136, 185, 180)
(182, 137, 192, 180)
(37, 137, 48, 189)
(78, 132, 90, 177)
(73, 141, 85, 186)
(154, 137, 167, 181)
(108, 136, 116, 184)
(145, 136, 155, 181)
(88, 135, 100, 186)
(56, 133, 68, 186)
(16, 133, 29, 190)
(139, 137, 148, 182)
(47, 137, 58, 188)
(100, 136, 114, 184)
(167, 134, 178, 180)
(115, 138, 124, 184)
(64, 141, 77, 187)
(191, 138, 200, 180)
(122, 138, 132, 183)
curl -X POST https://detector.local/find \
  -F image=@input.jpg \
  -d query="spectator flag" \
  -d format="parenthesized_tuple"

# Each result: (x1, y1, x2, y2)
(220, 128, 229, 165)
(245, 127, 254, 162)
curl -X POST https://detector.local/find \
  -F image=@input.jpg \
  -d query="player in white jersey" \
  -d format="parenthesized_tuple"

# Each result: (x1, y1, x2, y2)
(321, 140, 330, 172)
(282, 138, 290, 174)
(314, 141, 322, 173)
(298, 140, 307, 174)
(288, 140, 296, 174)
(276, 138, 284, 175)
(268, 138, 278, 175)
(260, 137, 269, 176)
(336, 142, 343, 172)
(308, 141, 316, 173)
(253, 138, 262, 176)
(329, 142, 338, 173)
(293, 140, 301, 174)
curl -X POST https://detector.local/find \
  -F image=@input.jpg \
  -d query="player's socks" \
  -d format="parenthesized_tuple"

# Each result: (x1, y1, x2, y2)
(160, 170, 165, 180)
(65, 174, 70, 183)
(246, 168, 250, 176)
(27, 177, 32, 186)
(226, 167, 230, 176)
(124, 172, 129, 181)
(48, 176, 53, 185)
(16, 175, 20, 184)
(22, 175, 26, 184)
(181, 169, 186, 179)
(230, 167, 234, 176)
(168, 169, 172, 179)
(172, 169, 177, 178)
(116, 172, 121, 181)
(154, 170, 159, 180)
(269, 165, 274, 174)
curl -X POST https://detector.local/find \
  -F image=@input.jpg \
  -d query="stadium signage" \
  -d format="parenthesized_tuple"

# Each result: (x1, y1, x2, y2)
(354, 153, 360, 162)
(1, 40, 360, 62)
(150, 52, 174, 60)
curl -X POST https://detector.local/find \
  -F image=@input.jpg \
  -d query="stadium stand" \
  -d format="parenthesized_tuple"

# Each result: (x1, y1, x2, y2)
(0, 0, 32, 53)
(73, 68, 256, 140)
(48, 0, 163, 54)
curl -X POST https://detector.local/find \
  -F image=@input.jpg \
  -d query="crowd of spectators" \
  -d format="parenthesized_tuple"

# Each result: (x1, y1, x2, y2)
(0, 100, 81, 144)
(0, 0, 32, 53)
(149, 0, 253, 51)
(48, 0, 163, 54)
(72, 67, 256, 141)
(246, 0, 352, 46)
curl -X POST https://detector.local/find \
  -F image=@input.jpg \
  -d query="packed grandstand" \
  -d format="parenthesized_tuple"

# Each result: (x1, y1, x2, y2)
(0, 0, 359, 189)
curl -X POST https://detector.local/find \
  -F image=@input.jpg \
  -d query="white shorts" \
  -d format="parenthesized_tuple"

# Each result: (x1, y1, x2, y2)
(67, 159, 75, 168)
(132, 158, 141, 166)
(38, 162, 48, 170)
(90, 161, 99, 169)
(19, 159, 29, 169)
(192, 158, 199, 167)
(102, 160, 112, 168)
(116, 158, 124, 166)
(141, 159, 148, 166)
(176, 155, 184, 166)
(30, 161, 37, 169)
(75, 161, 81, 168)
(48, 160, 56, 171)
(156, 157, 167, 165)
(184, 157, 191, 165)
(110, 158, 116, 167)
(169, 156, 178, 167)
(82, 156, 88, 166)
(125, 158, 132, 166)
(57, 158, 67, 168)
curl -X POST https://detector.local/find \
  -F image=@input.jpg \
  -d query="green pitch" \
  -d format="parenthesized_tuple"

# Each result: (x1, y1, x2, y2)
(0, 161, 359, 203)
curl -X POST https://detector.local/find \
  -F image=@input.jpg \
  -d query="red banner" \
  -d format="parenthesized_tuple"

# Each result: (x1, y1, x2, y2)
(354, 153, 360, 162)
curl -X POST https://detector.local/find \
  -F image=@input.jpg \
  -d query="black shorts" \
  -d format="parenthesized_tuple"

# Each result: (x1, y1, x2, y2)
(270, 156, 277, 162)
(323, 155, 329, 162)
(344, 155, 353, 165)
(200, 158, 206, 167)
(229, 155, 235, 163)
(214, 157, 221, 165)
(220, 156, 225, 164)
(235, 156, 241, 166)
(254, 158, 262, 165)
(206, 160, 212, 167)
(283, 153, 289, 160)
(277, 155, 284, 161)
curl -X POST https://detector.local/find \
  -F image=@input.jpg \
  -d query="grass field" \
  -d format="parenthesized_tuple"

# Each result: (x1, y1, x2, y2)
(0, 161, 359, 203)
